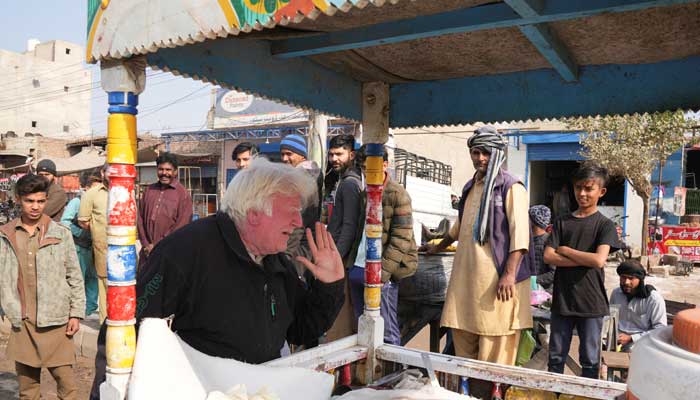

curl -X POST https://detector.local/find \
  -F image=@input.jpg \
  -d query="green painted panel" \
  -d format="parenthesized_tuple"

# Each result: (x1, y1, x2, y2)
(87, 0, 101, 35)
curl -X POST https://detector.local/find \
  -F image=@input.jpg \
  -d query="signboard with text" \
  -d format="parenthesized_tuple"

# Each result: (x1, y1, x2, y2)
(648, 225, 700, 260)
(214, 89, 307, 126)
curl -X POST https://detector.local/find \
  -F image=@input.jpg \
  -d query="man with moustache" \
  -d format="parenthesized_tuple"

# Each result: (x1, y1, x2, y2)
(326, 135, 362, 267)
(36, 159, 67, 221)
(610, 259, 667, 352)
(425, 126, 532, 396)
(137, 152, 192, 267)
(325, 134, 363, 341)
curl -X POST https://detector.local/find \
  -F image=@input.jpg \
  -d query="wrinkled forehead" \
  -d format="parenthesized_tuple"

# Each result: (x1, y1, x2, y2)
(271, 193, 302, 209)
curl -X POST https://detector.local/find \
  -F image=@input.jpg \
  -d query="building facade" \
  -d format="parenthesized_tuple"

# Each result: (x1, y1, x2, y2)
(0, 39, 92, 138)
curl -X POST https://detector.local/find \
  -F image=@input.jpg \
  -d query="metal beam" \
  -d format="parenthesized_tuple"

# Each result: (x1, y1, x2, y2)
(147, 38, 362, 121)
(389, 55, 700, 128)
(504, 0, 544, 17)
(518, 24, 578, 81)
(160, 125, 358, 143)
(505, 0, 578, 81)
(272, 0, 699, 59)
(377, 346, 626, 399)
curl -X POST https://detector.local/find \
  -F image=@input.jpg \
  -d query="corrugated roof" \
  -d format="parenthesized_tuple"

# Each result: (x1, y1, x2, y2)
(87, 0, 383, 62)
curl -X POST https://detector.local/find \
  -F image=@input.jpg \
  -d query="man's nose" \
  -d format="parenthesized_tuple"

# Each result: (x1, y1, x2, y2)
(292, 212, 302, 227)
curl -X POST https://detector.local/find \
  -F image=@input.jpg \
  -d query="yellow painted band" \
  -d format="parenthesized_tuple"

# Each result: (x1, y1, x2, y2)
(365, 171, 384, 185)
(365, 156, 384, 172)
(365, 224, 382, 238)
(107, 114, 137, 164)
(86, 5, 106, 63)
(364, 286, 382, 309)
(217, 0, 240, 28)
(108, 114, 137, 139)
(106, 325, 136, 369)
(106, 145, 137, 164)
(107, 226, 137, 245)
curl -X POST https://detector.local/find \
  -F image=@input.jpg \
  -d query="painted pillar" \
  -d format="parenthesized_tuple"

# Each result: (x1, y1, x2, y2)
(99, 59, 145, 400)
(363, 143, 384, 316)
(357, 82, 390, 385)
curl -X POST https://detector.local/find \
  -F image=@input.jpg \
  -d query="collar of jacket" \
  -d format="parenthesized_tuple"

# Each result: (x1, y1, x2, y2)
(0, 214, 61, 251)
(214, 212, 287, 274)
(341, 167, 361, 180)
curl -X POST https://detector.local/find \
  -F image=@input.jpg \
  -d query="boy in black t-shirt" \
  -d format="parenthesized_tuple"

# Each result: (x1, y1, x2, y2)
(544, 165, 618, 379)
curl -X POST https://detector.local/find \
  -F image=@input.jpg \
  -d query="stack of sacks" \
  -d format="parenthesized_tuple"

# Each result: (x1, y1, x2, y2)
(129, 319, 334, 400)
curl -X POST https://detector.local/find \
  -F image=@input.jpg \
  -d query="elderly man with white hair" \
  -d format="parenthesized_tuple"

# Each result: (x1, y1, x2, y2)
(132, 158, 345, 362)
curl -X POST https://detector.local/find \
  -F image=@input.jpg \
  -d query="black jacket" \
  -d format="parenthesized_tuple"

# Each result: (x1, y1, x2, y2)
(136, 212, 344, 363)
(327, 168, 362, 266)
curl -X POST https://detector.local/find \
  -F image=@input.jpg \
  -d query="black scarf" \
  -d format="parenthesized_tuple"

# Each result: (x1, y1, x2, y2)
(617, 262, 656, 299)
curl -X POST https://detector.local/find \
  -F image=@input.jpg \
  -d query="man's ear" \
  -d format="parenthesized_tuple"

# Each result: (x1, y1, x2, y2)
(246, 210, 262, 226)
(600, 187, 607, 197)
(349, 150, 356, 161)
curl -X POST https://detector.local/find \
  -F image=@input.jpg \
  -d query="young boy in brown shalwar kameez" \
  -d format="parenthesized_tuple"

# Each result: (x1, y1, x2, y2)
(0, 174, 85, 400)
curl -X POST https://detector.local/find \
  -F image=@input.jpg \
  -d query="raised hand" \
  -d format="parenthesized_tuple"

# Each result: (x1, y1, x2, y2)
(296, 222, 344, 283)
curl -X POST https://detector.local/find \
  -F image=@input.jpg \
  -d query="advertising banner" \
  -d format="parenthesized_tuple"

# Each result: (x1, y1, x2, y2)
(648, 225, 700, 260)
(214, 89, 307, 126)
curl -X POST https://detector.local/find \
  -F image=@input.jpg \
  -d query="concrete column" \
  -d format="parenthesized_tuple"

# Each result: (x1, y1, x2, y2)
(357, 82, 389, 384)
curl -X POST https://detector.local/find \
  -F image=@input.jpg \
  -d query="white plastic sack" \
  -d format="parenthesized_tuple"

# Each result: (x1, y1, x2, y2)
(128, 318, 334, 400)
(333, 386, 477, 400)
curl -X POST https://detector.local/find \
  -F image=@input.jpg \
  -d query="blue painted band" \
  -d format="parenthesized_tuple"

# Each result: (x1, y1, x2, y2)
(108, 92, 139, 107)
(107, 245, 137, 282)
(108, 105, 138, 115)
(365, 143, 384, 156)
(366, 237, 382, 260)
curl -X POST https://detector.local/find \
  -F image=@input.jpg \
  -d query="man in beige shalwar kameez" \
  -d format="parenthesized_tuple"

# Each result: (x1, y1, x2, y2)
(426, 127, 533, 394)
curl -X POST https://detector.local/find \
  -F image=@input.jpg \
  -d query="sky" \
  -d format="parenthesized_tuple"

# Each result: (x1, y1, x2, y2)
(0, 0, 212, 137)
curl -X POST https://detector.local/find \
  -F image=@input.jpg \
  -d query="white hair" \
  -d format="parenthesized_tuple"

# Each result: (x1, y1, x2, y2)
(221, 157, 317, 225)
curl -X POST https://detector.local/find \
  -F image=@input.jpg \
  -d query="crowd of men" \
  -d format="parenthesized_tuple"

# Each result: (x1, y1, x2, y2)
(0, 129, 669, 399)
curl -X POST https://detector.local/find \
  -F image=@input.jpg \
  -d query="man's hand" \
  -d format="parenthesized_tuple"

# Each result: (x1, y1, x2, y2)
(297, 223, 344, 283)
(418, 243, 437, 255)
(496, 273, 516, 301)
(556, 246, 573, 257)
(144, 244, 154, 257)
(617, 333, 632, 346)
(65, 318, 80, 336)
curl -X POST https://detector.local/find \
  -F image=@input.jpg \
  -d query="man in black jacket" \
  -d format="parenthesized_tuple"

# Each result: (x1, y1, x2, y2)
(326, 135, 362, 267)
(324, 135, 363, 341)
(91, 158, 344, 397)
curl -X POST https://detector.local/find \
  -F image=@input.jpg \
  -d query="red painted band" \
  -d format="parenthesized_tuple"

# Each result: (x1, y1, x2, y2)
(107, 285, 136, 321)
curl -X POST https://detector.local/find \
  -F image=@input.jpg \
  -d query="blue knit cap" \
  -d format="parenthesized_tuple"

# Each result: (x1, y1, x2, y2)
(280, 134, 307, 158)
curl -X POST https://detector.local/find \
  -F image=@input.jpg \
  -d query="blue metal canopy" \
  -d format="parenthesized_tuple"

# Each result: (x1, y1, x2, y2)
(90, 0, 700, 126)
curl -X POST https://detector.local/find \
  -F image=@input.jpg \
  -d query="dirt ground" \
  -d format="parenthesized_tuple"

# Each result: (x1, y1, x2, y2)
(0, 330, 95, 399)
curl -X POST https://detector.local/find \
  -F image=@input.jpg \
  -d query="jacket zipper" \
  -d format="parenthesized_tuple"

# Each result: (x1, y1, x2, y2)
(264, 283, 277, 321)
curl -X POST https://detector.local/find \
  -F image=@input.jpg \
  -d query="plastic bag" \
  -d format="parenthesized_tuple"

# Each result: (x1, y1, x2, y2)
(515, 329, 536, 367)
